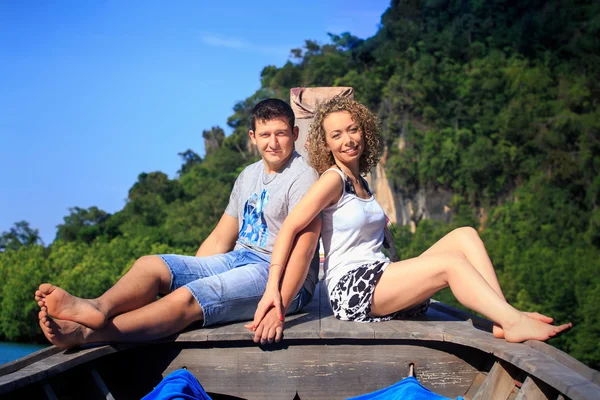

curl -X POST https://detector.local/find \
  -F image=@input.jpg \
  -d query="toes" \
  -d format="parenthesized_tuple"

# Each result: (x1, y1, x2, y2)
(533, 312, 553, 323)
(39, 283, 54, 295)
(559, 323, 572, 332)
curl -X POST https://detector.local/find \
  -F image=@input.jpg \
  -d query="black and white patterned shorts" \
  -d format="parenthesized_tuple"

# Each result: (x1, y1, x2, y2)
(329, 261, 430, 323)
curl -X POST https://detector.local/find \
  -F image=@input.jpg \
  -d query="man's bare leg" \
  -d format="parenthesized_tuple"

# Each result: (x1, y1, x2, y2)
(38, 286, 201, 349)
(420, 227, 553, 337)
(371, 252, 571, 343)
(35, 255, 171, 329)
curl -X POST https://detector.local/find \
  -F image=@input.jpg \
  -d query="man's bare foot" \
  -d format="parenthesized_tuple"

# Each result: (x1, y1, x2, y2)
(503, 312, 572, 343)
(35, 283, 107, 329)
(493, 312, 553, 338)
(38, 308, 89, 349)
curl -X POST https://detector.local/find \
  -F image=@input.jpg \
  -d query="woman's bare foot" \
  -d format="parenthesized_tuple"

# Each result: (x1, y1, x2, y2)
(493, 312, 554, 338)
(35, 283, 107, 329)
(502, 312, 572, 343)
(38, 307, 89, 349)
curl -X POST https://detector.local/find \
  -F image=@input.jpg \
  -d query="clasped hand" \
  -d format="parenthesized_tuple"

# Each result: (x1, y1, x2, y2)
(244, 287, 285, 344)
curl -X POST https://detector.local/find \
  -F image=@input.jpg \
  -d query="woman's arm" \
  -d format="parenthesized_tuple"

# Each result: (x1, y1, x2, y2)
(247, 171, 342, 327)
(249, 216, 322, 344)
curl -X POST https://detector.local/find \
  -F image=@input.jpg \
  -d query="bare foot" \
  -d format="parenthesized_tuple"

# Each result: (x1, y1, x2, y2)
(493, 312, 553, 338)
(35, 283, 107, 329)
(503, 312, 572, 343)
(38, 308, 89, 349)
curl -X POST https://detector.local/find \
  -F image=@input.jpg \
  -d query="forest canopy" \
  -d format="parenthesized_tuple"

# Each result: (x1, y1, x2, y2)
(1, 0, 599, 368)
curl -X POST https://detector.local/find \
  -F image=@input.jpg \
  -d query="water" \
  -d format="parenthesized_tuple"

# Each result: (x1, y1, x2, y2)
(0, 342, 48, 365)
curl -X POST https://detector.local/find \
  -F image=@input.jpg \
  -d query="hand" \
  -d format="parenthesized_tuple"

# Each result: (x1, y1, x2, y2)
(251, 307, 284, 344)
(245, 287, 283, 332)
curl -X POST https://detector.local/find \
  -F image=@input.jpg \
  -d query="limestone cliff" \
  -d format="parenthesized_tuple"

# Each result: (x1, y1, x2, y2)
(367, 148, 453, 233)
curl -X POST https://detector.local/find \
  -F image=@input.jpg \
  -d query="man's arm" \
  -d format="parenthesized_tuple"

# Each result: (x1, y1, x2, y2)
(250, 216, 321, 344)
(195, 213, 239, 257)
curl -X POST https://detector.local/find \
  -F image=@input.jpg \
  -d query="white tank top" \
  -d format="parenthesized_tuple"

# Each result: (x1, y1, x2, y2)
(320, 168, 390, 294)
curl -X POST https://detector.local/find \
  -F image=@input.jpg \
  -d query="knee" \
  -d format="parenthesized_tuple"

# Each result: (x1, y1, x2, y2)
(132, 255, 163, 272)
(172, 287, 203, 320)
(452, 226, 482, 245)
(131, 255, 171, 291)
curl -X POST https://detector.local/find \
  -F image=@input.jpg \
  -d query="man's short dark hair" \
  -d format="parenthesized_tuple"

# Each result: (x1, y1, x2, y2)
(249, 98, 295, 131)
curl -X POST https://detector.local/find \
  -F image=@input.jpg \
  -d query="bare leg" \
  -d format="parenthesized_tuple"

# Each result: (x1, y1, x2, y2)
(38, 287, 202, 349)
(35, 256, 171, 329)
(371, 252, 571, 342)
(420, 227, 553, 337)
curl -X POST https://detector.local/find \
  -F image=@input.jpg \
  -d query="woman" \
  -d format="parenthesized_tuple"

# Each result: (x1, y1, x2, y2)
(247, 97, 571, 344)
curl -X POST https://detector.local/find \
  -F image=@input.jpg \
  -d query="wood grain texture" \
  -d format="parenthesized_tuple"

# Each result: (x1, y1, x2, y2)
(515, 376, 557, 400)
(1, 281, 599, 400)
(160, 343, 480, 400)
(473, 362, 516, 400)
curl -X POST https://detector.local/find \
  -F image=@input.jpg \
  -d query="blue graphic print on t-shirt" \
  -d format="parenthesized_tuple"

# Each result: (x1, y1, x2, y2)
(239, 189, 269, 248)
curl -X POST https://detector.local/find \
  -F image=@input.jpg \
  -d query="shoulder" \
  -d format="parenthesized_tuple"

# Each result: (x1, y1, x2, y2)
(319, 168, 345, 188)
(286, 152, 318, 182)
(321, 167, 345, 181)
(237, 159, 264, 181)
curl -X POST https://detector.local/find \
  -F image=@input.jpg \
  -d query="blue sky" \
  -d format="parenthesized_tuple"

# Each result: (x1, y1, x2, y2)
(0, 0, 390, 244)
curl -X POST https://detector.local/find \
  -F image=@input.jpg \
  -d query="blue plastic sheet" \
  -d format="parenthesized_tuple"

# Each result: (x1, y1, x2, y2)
(142, 369, 212, 400)
(347, 376, 464, 400)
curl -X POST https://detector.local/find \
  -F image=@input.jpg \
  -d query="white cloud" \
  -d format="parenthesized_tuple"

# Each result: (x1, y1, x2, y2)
(200, 34, 247, 50)
(199, 33, 290, 57)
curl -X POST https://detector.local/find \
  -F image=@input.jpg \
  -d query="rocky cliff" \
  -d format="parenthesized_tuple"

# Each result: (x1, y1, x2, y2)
(367, 148, 453, 233)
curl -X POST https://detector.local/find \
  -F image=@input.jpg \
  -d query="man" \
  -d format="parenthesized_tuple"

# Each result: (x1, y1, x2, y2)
(35, 98, 321, 349)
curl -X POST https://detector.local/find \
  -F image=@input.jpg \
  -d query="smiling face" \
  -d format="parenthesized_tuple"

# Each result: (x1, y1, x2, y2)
(249, 117, 298, 173)
(322, 111, 364, 168)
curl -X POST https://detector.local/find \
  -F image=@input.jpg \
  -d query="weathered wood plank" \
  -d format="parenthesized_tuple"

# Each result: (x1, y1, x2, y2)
(463, 372, 487, 400)
(42, 383, 57, 400)
(0, 346, 61, 376)
(1, 288, 599, 400)
(524, 340, 600, 386)
(515, 376, 557, 400)
(282, 282, 321, 339)
(374, 319, 445, 341)
(160, 343, 479, 400)
(171, 323, 217, 342)
(90, 368, 115, 400)
(473, 362, 517, 400)
(0, 344, 122, 395)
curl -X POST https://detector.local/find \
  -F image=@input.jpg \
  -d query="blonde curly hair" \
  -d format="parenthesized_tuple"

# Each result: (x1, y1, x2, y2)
(307, 97, 381, 175)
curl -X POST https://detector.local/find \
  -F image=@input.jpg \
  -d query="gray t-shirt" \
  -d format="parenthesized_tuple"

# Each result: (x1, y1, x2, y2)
(224, 151, 320, 294)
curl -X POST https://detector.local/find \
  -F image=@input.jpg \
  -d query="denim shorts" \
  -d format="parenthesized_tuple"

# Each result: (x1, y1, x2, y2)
(158, 249, 313, 327)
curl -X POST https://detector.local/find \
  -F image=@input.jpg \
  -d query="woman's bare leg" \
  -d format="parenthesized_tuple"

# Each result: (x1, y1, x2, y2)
(420, 227, 553, 336)
(371, 252, 571, 342)
(38, 286, 202, 349)
(420, 227, 504, 297)
(35, 255, 171, 329)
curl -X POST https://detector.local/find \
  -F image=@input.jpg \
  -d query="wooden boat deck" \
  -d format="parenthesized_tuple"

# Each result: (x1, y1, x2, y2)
(1, 283, 599, 399)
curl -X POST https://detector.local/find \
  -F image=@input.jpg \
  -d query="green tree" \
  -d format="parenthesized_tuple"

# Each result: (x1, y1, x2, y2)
(0, 221, 43, 252)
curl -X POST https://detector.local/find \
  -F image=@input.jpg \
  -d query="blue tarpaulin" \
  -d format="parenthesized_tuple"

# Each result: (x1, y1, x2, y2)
(144, 369, 465, 400)
(142, 369, 212, 400)
(347, 376, 464, 400)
